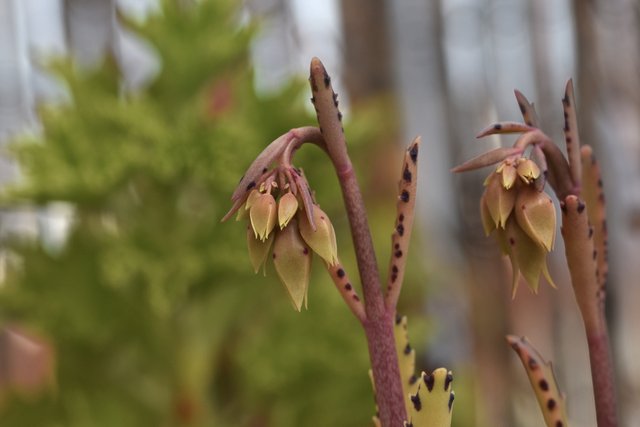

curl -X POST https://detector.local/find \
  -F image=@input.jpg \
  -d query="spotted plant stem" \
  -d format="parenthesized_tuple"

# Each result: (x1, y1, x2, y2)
(562, 80, 582, 189)
(580, 145, 608, 288)
(561, 195, 617, 427)
(325, 261, 367, 323)
(309, 57, 406, 426)
(514, 89, 540, 127)
(506, 335, 570, 427)
(385, 137, 420, 311)
(475, 121, 535, 138)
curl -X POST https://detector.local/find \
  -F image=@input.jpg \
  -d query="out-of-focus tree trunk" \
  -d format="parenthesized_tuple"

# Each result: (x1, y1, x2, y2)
(339, 0, 393, 104)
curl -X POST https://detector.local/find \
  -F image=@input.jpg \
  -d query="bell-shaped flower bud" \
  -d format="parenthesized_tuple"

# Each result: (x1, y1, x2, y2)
(516, 158, 541, 184)
(298, 204, 338, 266)
(249, 192, 277, 241)
(500, 163, 517, 190)
(278, 192, 298, 229)
(483, 172, 515, 229)
(515, 187, 556, 252)
(272, 219, 312, 311)
(480, 192, 496, 236)
(245, 189, 261, 210)
(247, 224, 273, 274)
(504, 218, 556, 297)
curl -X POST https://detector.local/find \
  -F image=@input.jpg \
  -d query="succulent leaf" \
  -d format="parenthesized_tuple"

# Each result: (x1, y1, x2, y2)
(249, 192, 277, 241)
(507, 336, 570, 427)
(298, 204, 338, 266)
(514, 187, 556, 252)
(405, 368, 454, 427)
(272, 219, 312, 311)
(278, 192, 299, 229)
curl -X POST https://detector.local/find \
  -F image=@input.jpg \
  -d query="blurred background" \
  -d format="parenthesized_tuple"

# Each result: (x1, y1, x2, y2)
(0, 0, 638, 426)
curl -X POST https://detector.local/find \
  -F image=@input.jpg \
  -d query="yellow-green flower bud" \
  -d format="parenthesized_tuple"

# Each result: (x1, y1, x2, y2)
(245, 189, 261, 210)
(247, 224, 273, 274)
(298, 204, 339, 266)
(272, 219, 312, 311)
(278, 192, 298, 229)
(502, 164, 517, 189)
(480, 192, 496, 236)
(250, 193, 277, 241)
(483, 172, 515, 229)
(515, 187, 556, 252)
(516, 158, 541, 184)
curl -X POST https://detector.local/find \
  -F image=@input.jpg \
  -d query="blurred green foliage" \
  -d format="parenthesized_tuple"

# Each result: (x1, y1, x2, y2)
(0, 1, 429, 426)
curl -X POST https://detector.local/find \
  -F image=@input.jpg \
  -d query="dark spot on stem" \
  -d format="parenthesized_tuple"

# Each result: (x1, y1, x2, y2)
(403, 166, 412, 183)
(509, 238, 516, 246)
(404, 343, 412, 355)
(589, 227, 594, 238)
(395, 314, 402, 325)
(593, 249, 597, 260)
(396, 224, 405, 236)
(547, 398, 557, 411)
(344, 283, 352, 291)
(560, 201, 567, 213)
(394, 243, 400, 250)
(410, 393, 421, 411)
(556, 422, 563, 427)
(323, 71, 331, 88)
(409, 145, 418, 163)
(399, 214, 405, 222)
(528, 357, 539, 370)
(539, 379, 549, 391)
(332, 91, 338, 107)
(401, 190, 410, 202)
(577, 201, 586, 213)
(395, 250, 403, 258)
(391, 273, 397, 283)
(566, 136, 572, 144)
(337, 268, 345, 278)
(392, 265, 399, 273)
(409, 374, 418, 385)
(310, 96, 315, 104)
(352, 294, 360, 302)
(272, 253, 276, 259)
(448, 392, 455, 411)
(337, 112, 342, 121)
(424, 373, 435, 391)
(303, 247, 309, 255)
(597, 178, 603, 187)
(445, 372, 453, 390)
(494, 123, 502, 130)
(246, 181, 256, 191)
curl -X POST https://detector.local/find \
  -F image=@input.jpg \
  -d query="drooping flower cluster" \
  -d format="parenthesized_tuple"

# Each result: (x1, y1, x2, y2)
(235, 173, 338, 311)
(479, 156, 556, 296)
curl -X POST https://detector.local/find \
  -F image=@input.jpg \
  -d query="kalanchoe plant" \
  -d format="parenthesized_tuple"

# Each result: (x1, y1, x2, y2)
(453, 82, 617, 427)
(224, 59, 454, 427)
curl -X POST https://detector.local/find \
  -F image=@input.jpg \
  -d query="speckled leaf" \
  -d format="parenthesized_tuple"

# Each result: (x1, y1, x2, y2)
(514, 187, 556, 252)
(272, 219, 311, 311)
(298, 204, 338, 266)
(394, 315, 418, 416)
(404, 368, 454, 427)
(507, 336, 570, 427)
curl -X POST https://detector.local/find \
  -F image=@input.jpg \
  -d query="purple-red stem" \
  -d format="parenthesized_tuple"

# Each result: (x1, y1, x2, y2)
(309, 57, 407, 426)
